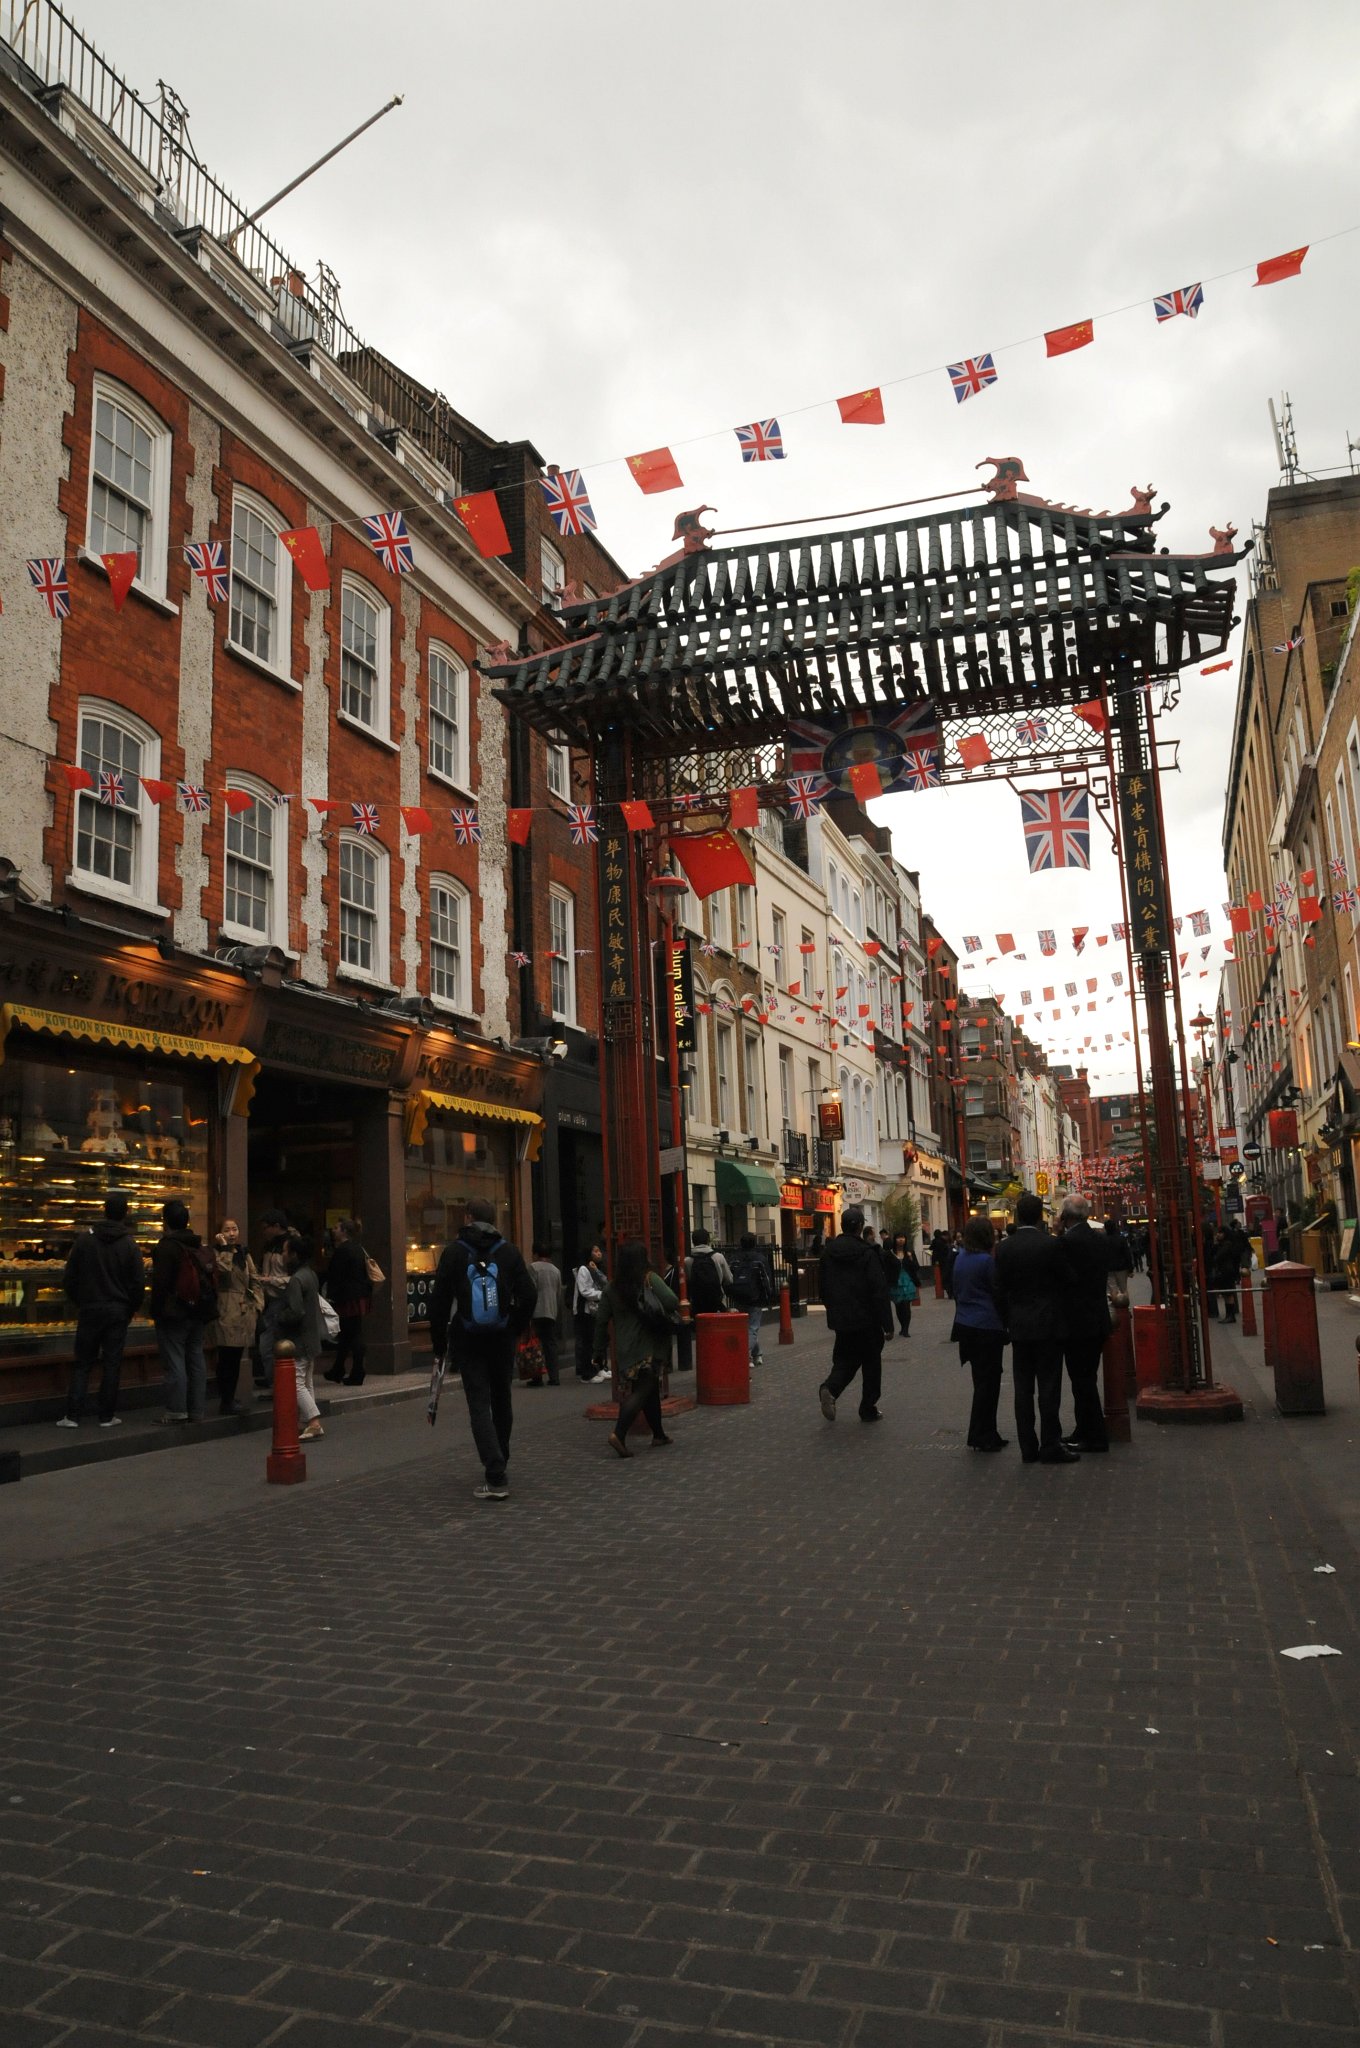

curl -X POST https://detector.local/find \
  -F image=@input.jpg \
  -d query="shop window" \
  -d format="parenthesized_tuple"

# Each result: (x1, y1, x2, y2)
(72, 703, 160, 907)
(549, 889, 576, 1023)
(429, 876, 469, 1011)
(338, 832, 388, 981)
(223, 778, 285, 945)
(427, 645, 469, 788)
(0, 1047, 211, 1355)
(87, 379, 170, 597)
(340, 577, 390, 737)
(716, 1023, 734, 1127)
(229, 489, 292, 676)
(406, 1115, 515, 1300)
(546, 741, 570, 799)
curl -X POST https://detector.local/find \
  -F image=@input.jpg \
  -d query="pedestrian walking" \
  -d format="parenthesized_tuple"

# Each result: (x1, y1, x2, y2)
(890, 1234, 921, 1337)
(572, 1243, 607, 1381)
(949, 1216, 1009, 1451)
(1057, 1195, 1111, 1454)
(209, 1219, 263, 1416)
(321, 1217, 374, 1386)
(528, 1244, 564, 1385)
(728, 1232, 774, 1368)
(816, 1206, 893, 1423)
(429, 1199, 536, 1501)
(58, 1191, 145, 1429)
(254, 1209, 291, 1389)
(276, 1233, 325, 1440)
(685, 1227, 733, 1314)
(1102, 1216, 1133, 1304)
(149, 1199, 218, 1424)
(593, 1239, 679, 1456)
(993, 1191, 1077, 1464)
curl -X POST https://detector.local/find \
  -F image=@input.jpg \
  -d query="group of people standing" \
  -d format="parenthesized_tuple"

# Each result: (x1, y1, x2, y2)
(58, 1196, 379, 1441)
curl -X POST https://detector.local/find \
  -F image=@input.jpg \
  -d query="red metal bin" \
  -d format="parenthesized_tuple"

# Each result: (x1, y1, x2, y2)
(694, 1312, 750, 1405)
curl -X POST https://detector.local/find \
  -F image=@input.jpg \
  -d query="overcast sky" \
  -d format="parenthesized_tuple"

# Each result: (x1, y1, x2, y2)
(76, 0, 1360, 1087)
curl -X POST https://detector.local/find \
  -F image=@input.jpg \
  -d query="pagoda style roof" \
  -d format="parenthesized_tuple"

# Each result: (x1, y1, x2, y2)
(488, 496, 1243, 753)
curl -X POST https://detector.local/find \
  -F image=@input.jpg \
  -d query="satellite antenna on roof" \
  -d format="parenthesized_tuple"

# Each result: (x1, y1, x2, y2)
(1268, 394, 1301, 485)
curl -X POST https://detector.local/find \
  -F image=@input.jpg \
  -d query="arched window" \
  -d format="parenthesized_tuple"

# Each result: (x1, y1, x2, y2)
(428, 874, 470, 1011)
(71, 699, 161, 908)
(87, 378, 171, 598)
(223, 774, 286, 947)
(337, 831, 389, 982)
(340, 575, 391, 738)
(229, 488, 293, 678)
(427, 644, 470, 788)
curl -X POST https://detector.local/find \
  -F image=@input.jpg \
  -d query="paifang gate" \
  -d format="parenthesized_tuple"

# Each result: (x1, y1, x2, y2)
(490, 463, 1246, 1413)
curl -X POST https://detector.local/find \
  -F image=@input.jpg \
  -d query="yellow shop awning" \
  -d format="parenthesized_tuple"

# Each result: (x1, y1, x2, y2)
(405, 1088, 545, 1157)
(0, 1002, 255, 1069)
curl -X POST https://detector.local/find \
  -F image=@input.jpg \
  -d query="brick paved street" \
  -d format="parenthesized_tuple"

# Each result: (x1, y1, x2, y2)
(2, 1293, 1359, 2048)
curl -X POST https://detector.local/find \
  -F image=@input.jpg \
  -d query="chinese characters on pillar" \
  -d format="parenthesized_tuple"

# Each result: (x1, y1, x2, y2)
(1117, 770, 1171, 956)
(600, 826, 633, 1003)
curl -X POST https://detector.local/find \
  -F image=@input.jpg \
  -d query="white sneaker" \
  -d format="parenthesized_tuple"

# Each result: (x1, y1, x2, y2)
(55, 1416, 79, 1429)
(98, 1417, 123, 1429)
(474, 1482, 509, 1500)
(590, 1370, 610, 1383)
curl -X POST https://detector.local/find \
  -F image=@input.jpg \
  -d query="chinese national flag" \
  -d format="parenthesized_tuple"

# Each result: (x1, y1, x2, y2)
(1073, 697, 1107, 733)
(997, 933, 1016, 953)
(857, 1004, 872, 1018)
(279, 527, 330, 589)
(620, 799, 655, 833)
(58, 764, 94, 792)
(1299, 895, 1322, 922)
(1045, 318, 1094, 357)
(223, 789, 255, 815)
(453, 491, 511, 557)
(956, 733, 992, 769)
(788, 981, 801, 997)
(507, 809, 533, 846)
(140, 778, 176, 805)
(862, 940, 881, 956)
(1300, 867, 1317, 888)
(837, 387, 884, 425)
(848, 760, 883, 802)
(1247, 889, 1265, 911)
(101, 552, 138, 611)
(1255, 247, 1307, 287)
(308, 797, 343, 815)
(626, 447, 683, 494)
(926, 936, 943, 957)
(1229, 905, 1252, 933)
(400, 806, 432, 833)
(728, 785, 758, 830)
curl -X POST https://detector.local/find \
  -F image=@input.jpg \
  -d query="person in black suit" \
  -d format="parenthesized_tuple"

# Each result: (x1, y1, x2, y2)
(1058, 1196, 1111, 1453)
(993, 1191, 1078, 1464)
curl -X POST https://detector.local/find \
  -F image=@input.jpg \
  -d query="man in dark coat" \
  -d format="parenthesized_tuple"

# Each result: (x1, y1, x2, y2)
(60, 1192, 145, 1428)
(1057, 1195, 1111, 1453)
(993, 1192, 1078, 1464)
(817, 1206, 893, 1423)
(430, 1199, 536, 1500)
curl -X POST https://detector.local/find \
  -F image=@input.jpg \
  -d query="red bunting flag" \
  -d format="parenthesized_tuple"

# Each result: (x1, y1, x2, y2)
(626, 448, 683, 495)
(140, 778, 176, 805)
(997, 934, 1016, 953)
(223, 789, 254, 815)
(1255, 247, 1307, 287)
(788, 981, 801, 997)
(620, 799, 655, 833)
(799, 941, 817, 953)
(400, 806, 432, 833)
(926, 937, 943, 957)
(857, 1003, 872, 1018)
(1045, 318, 1094, 357)
(452, 491, 511, 557)
(837, 388, 884, 425)
(863, 940, 881, 957)
(1299, 895, 1322, 923)
(279, 527, 329, 590)
(1073, 698, 1107, 733)
(848, 760, 883, 802)
(308, 798, 343, 816)
(100, 551, 138, 610)
(1247, 890, 1265, 911)
(1202, 660, 1232, 675)
(728, 786, 759, 830)
(507, 809, 533, 846)
(58, 764, 94, 792)
(1229, 905, 1252, 933)
(956, 733, 992, 770)
(1300, 868, 1317, 888)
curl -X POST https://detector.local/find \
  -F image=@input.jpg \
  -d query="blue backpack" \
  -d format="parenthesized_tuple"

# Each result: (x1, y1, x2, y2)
(459, 1238, 509, 1332)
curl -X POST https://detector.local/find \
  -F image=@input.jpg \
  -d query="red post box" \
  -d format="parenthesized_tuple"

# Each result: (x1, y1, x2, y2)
(694, 1311, 750, 1405)
(1263, 1261, 1325, 1415)
(1101, 1304, 1133, 1443)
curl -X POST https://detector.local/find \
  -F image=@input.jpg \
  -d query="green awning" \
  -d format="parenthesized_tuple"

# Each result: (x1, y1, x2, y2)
(715, 1158, 781, 1207)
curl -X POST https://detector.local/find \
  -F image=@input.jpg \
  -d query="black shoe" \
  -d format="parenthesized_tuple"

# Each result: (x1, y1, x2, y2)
(1021, 1450, 1040, 1463)
(342, 1374, 365, 1387)
(323, 1368, 345, 1383)
(971, 1436, 1008, 1453)
(651, 1433, 674, 1447)
(1039, 1444, 1081, 1463)
(1066, 1438, 1109, 1454)
(859, 1408, 883, 1423)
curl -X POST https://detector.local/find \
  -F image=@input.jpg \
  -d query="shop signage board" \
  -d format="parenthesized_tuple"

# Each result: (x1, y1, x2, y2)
(1267, 1108, 1299, 1148)
(262, 1017, 398, 1084)
(812, 1187, 837, 1213)
(669, 938, 696, 1057)
(817, 1099, 844, 1141)
(779, 1182, 806, 1211)
(1116, 770, 1171, 956)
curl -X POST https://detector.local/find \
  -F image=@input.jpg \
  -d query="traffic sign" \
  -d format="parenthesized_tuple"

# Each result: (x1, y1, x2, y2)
(1243, 1142, 1263, 1160)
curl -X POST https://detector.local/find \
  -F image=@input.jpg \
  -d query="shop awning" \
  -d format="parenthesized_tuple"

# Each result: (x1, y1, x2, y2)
(0, 1002, 255, 1069)
(715, 1157, 781, 1207)
(405, 1089, 545, 1158)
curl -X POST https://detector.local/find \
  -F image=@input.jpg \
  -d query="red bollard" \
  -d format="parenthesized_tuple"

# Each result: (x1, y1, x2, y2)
(777, 1284, 794, 1346)
(266, 1341, 307, 1484)
(1101, 1303, 1133, 1443)
(933, 1264, 944, 1299)
(1240, 1272, 1257, 1337)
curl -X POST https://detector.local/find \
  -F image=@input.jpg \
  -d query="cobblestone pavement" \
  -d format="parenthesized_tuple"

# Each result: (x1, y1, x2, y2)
(2, 1298, 1358, 2048)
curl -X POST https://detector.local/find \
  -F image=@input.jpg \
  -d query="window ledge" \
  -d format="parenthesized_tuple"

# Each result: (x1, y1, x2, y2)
(335, 963, 398, 994)
(337, 712, 398, 754)
(428, 995, 474, 1023)
(219, 922, 298, 958)
(77, 546, 178, 618)
(427, 765, 476, 801)
(67, 874, 171, 918)
(224, 639, 300, 692)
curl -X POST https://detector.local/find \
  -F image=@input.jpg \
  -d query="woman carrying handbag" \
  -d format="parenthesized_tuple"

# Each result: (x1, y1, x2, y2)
(591, 1240, 679, 1458)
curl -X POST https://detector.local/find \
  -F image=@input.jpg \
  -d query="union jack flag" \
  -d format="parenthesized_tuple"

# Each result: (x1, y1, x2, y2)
(1113, 922, 1128, 940)
(786, 775, 832, 819)
(541, 469, 597, 537)
(1039, 929, 1057, 953)
(1019, 787, 1091, 871)
(1331, 856, 1349, 882)
(700, 941, 717, 957)
(177, 783, 210, 813)
(900, 743, 941, 791)
(1015, 714, 1048, 745)
(567, 803, 598, 845)
(27, 558, 70, 618)
(509, 950, 531, 967)
(674, 791, 706, 810)
(963, 935, 982, 952)
(735, 419, 784, 462)
(1273, 636, 1303, 653)
(1190, 909, 1211, 936)
(1154, 283, 1203, 321)
(98, 770, 126, 807)
(1020, 990, 1032, 1006)
(1334, 890, 1358, 914)
(1276, 880, 1294, 904)
(351, 802, 380, 836)
(183, 540, 229, 602)
(1264, 903, 1284, 928)
(451, 806, 482, 845)
(360, 510, 415, 576)
(946, 354, 998, 403)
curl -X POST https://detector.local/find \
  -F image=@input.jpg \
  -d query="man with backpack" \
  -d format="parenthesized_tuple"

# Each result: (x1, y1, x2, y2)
(728, 1231, 774, 1368)
(684, 1228, 732, 1317)
(149, 1199, 218, 1424)
(429, 1199, 536, 1501)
